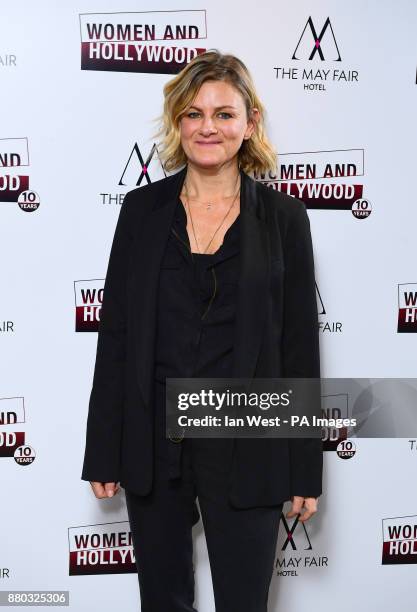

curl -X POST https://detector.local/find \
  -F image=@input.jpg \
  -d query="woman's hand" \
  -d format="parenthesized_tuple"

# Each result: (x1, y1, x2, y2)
(286, 495, 318, 523)
(89, 481, 120, 499)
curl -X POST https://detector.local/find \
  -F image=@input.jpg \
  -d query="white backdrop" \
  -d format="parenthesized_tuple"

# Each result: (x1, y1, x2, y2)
(1, 1, 416, 610)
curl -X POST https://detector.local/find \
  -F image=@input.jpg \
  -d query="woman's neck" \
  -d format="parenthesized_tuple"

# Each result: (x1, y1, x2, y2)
(183, 161, 241, 200)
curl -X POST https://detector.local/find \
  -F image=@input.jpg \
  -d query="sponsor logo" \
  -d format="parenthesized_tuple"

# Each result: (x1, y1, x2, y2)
(397, 283, 417, 332)
(69, 522, 136, 575)
(256, 149, 369, 212)
(316, 283, 343, 334)
(275, 514, 328, 576)
(0, 397, 36, 466)
(79, 11, 207, 73)
(75, 280, 103, 332)
(275, 16, 360, 92)
(0, 137, 40, 210)
(382, 515, 417, 564)
(100, 142, 166, 206)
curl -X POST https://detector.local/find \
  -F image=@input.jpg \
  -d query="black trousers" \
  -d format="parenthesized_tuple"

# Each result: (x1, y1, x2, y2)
(124, 381, 283, 612)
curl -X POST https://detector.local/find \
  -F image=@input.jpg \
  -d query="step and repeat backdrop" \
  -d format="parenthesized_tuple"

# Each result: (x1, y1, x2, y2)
(1, 1, 416, 610)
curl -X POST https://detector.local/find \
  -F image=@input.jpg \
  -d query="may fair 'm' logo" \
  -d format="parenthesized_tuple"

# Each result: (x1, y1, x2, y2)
(382, 514, 417, 564)
(100, 141, 166, 206)
(119, 142, 165, 187)
(292, 17, 341, 62)
(79, 10, 207, 74)
(397, 283, 417, 332)
(275, 16, 359, 91)
(280, 514, 312, 552)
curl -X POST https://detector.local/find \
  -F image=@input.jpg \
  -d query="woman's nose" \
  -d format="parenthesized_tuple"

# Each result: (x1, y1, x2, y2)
(199, 116, 217, 134)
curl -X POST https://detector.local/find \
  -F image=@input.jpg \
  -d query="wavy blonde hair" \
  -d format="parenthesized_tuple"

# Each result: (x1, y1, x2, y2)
(151, 49, 277, 176)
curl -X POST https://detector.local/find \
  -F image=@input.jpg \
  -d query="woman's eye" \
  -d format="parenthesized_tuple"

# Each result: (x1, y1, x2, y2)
(186, 112, 232, 119)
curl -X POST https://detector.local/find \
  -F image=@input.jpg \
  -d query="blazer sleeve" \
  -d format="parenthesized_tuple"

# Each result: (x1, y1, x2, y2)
(281, 200, 323, 499)
(81, 190, 135, 483)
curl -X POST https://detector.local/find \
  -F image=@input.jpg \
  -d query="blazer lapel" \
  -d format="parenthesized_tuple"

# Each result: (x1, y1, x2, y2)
(132, 165, 270, 410)
(231, 170, 270, 378)
(132, 166, 187, 410)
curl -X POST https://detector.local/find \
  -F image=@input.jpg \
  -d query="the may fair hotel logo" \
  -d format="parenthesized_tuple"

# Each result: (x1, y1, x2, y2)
(79, 10, 207, 73)
(275, 513, 328, 578)
(275, 16, 359, 91)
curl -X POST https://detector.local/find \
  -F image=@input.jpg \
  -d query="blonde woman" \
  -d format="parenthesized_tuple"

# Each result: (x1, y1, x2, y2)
(81, 49, 322, 611)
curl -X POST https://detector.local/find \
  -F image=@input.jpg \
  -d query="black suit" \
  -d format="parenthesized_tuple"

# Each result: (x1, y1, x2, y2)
(81, 165, 323, 507)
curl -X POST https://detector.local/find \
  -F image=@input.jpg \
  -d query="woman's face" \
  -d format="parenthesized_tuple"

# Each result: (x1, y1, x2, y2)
(179, 79, 258, 169)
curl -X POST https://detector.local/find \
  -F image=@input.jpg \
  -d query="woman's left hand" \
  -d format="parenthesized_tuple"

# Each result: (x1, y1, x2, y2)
(286, 496, 318, 523)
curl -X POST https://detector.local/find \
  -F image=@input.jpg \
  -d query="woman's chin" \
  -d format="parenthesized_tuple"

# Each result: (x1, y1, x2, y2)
(188, 155, 230, 169)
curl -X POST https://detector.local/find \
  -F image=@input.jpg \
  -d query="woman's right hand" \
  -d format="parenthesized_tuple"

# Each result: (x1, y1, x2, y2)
(89, 481, 120, 498)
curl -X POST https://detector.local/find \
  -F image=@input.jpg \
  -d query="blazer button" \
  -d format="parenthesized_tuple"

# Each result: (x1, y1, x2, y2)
(168, 427, 185, 442)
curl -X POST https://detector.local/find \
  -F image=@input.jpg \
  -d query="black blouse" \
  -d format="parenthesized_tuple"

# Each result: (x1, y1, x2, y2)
(153, 196, 240, 477)
(154, 196, 240, 383)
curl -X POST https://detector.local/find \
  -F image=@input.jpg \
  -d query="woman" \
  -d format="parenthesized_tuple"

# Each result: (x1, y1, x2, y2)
(81, 50, 322, 611)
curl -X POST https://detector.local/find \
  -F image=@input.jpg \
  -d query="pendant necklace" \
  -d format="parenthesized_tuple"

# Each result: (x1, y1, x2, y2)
(182, 173, 241, 254)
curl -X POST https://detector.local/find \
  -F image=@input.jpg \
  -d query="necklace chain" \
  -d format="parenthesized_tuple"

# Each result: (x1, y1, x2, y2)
(182, 173, 240, 255)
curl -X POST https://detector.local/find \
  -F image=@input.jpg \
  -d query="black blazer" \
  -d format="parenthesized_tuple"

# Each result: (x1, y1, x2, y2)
(81, 165, 323, 508)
